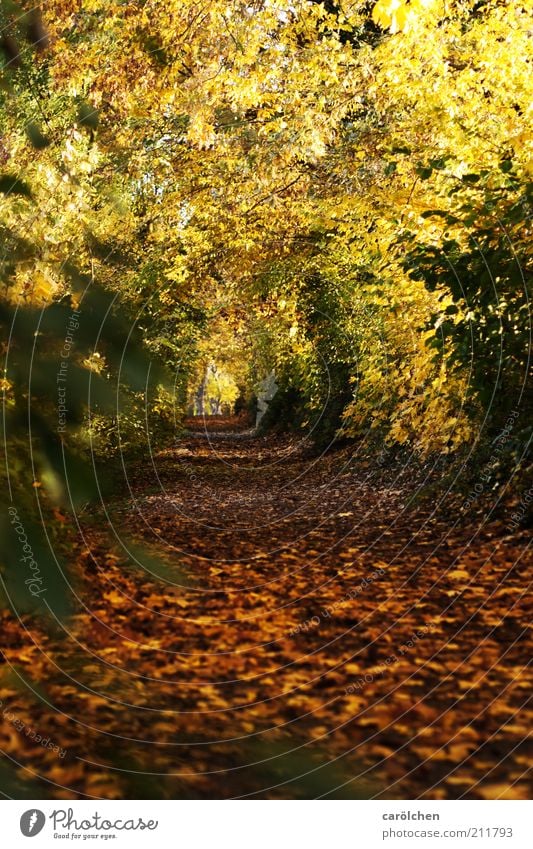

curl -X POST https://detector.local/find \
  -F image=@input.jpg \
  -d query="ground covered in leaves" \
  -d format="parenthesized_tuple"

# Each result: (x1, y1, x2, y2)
(1, 419, 531, 799)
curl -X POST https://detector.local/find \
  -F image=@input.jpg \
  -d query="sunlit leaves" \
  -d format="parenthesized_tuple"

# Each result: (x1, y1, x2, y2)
(372, 0, 441, 34)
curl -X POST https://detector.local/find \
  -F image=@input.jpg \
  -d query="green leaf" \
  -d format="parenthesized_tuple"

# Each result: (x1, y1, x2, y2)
(420, 209, 448, 219)
(429, 157, 448, 170)
(0, 760, 45, 799)
(416, 165, 432, 180)
(0, 513, 73, 621)
(0, 35, 21, 70)
(0, 174, 32, 197)
(140, 33, 168, 66)
(118, 538, 193, 587)
(77, 101, 99, 130)
(24, 9, 50, 52)
(26, 121, 50, 149)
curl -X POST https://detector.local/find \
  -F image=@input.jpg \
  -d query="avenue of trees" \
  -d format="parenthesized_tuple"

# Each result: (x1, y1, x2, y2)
(0, 2, 530, 797)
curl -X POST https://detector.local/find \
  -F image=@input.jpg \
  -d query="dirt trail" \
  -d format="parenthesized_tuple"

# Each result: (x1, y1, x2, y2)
(93, 419, 530, 799)
(2, 419, 530, 799)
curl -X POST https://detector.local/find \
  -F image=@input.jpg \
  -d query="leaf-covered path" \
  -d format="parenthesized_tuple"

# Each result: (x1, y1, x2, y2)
(2, 419, 530, 799)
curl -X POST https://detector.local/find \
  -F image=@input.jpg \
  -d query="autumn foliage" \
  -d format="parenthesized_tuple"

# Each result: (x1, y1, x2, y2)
(0, 0, 531, 800)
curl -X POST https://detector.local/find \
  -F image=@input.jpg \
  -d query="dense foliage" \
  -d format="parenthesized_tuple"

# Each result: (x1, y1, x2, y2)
(1, 0, 531, 604)
(0, 0, 531, 801)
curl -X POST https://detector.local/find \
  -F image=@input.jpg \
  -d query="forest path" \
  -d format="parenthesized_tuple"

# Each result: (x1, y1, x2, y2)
(6, 418, 527, 800)
(76, 416, 529, 799)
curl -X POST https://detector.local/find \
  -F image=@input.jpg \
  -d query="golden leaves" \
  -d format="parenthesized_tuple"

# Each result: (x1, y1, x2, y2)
(372, 0, 442, 33)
